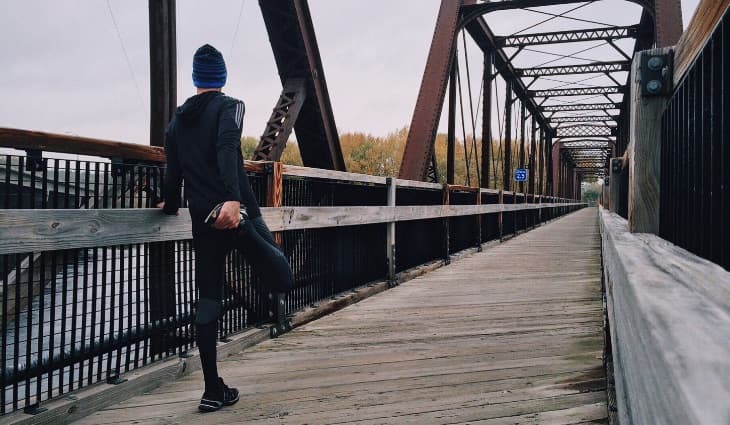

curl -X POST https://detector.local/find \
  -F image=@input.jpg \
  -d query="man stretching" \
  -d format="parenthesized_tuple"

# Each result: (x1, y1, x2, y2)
(159, 44, 294, 412)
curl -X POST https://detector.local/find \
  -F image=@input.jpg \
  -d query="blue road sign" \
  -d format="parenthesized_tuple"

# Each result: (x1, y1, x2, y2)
(514, 168, 528, 182)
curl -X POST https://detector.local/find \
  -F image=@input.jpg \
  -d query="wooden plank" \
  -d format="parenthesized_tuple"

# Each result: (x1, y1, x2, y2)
(674, 0, 730, 85)
(0, 127, 166, 162)
(0, 204, 585, 254)
(600, 207, 730, 425)
(281, 164, 386, 185)
(0, 208, 192, 255)
(627, 47, 673, 234)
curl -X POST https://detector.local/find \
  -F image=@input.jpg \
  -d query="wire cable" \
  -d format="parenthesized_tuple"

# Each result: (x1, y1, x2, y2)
(105, 0, 147, 115)
(229, 0, 247, 59)
(510, 2, 595, 36)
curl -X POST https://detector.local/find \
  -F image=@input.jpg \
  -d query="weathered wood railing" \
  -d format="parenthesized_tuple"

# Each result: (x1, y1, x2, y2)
(0, 128, 584, 416)
(600, 208, 730, 425)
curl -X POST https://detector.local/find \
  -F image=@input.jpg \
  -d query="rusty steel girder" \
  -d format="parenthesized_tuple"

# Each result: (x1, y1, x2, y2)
(258, 0, 345, 170)
(399, 0, 464, 181)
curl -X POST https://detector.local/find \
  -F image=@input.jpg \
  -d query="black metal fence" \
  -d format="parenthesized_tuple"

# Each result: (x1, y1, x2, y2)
(660, 10, 729, 271)
(0, 148, 582, 415)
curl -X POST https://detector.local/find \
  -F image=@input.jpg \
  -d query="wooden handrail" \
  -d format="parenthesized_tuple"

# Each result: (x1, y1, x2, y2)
(674, 0, 730, 85)
(0, 203, 584, 255)
(0, 127, 165, 163)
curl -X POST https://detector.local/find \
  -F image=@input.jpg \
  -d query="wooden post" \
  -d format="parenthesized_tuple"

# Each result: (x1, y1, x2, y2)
(386, 178, 397, 285)
(498, 189, 504, 241)
(266, 162, 284, 245)
(443, 184, 451, 264)
(475, 189, 483, 251)
(265, 161, 287, 338)
(628, 47, 674, 233)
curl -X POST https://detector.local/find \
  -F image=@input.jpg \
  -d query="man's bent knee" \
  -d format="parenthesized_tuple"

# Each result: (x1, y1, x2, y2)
(195, 297, 222, 325)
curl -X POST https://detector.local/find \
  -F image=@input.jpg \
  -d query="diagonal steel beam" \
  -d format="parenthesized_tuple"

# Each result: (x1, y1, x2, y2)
(516, 61, 631, 77)
(496, 25, 641, 48)
(399, 0, 463, 181)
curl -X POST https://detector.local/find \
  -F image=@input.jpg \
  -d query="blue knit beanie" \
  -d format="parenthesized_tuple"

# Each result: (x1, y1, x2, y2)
(192, 44, 227, 88)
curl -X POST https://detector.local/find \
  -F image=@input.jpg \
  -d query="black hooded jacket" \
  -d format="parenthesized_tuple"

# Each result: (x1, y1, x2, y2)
(162, 91, 261, 222)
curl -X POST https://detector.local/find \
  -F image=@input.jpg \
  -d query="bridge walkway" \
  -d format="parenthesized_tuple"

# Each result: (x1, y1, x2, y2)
(78, 208, 605, 424)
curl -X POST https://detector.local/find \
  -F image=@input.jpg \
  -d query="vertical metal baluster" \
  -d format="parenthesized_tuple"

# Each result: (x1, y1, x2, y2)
(175, 243, 182, 349)
(64, 161, 70, 208)
(97, 247, 107, 381)
(47, 250, 57, 400)
(142, 243, 149, 366)
(35, 251, 46, 406)
(1, 254, 9, 414)
(79, 248, 88, 388)
(16, 157, 24, 211)
(88, 248, 98, 385)
(126, 245, 133, 371)
(102, 163, 109, 209)
(68, 250, 79, 391)
(134, 243, 142, 369)
(109, 244, 119, 378)
(12, 255, 21, 411)
(117, 245, 126, 373)
(51, 159, 59, 209)
(58, 251, 68, 394)
(3, 155, 10, 209)
(24, 253, 35, 407)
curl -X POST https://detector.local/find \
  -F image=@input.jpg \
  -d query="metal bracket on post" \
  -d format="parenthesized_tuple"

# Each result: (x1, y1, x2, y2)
(609, 158, 623, 214)
(269, 292, 291, 339)
(386, 178, 397, 287)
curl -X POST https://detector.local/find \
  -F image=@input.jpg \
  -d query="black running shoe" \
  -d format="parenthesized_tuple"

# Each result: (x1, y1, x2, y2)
(198, 378, 240, 412)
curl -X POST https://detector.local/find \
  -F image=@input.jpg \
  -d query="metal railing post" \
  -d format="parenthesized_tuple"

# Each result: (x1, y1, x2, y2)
(386, 178, 397, 286)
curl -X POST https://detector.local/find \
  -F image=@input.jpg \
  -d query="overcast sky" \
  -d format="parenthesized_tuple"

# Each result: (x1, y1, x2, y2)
(1, 0, 700, 146)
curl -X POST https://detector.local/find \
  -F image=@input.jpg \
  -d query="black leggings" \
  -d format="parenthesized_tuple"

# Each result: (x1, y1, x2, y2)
(192, 216, 293, 393)
(193, 216, 293, 324)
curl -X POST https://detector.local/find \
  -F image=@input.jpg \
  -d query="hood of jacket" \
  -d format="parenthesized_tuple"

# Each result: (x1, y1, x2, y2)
(175, 91, 223, 122)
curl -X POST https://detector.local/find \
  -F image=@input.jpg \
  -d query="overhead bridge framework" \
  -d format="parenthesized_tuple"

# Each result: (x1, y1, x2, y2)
(398, 0, 683, 198)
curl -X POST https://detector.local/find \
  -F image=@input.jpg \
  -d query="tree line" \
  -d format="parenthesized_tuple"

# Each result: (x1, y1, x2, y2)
(242, 127, 548, 190)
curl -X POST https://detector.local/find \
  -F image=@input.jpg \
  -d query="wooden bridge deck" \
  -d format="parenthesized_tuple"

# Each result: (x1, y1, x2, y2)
(77, 208, 606, 425)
